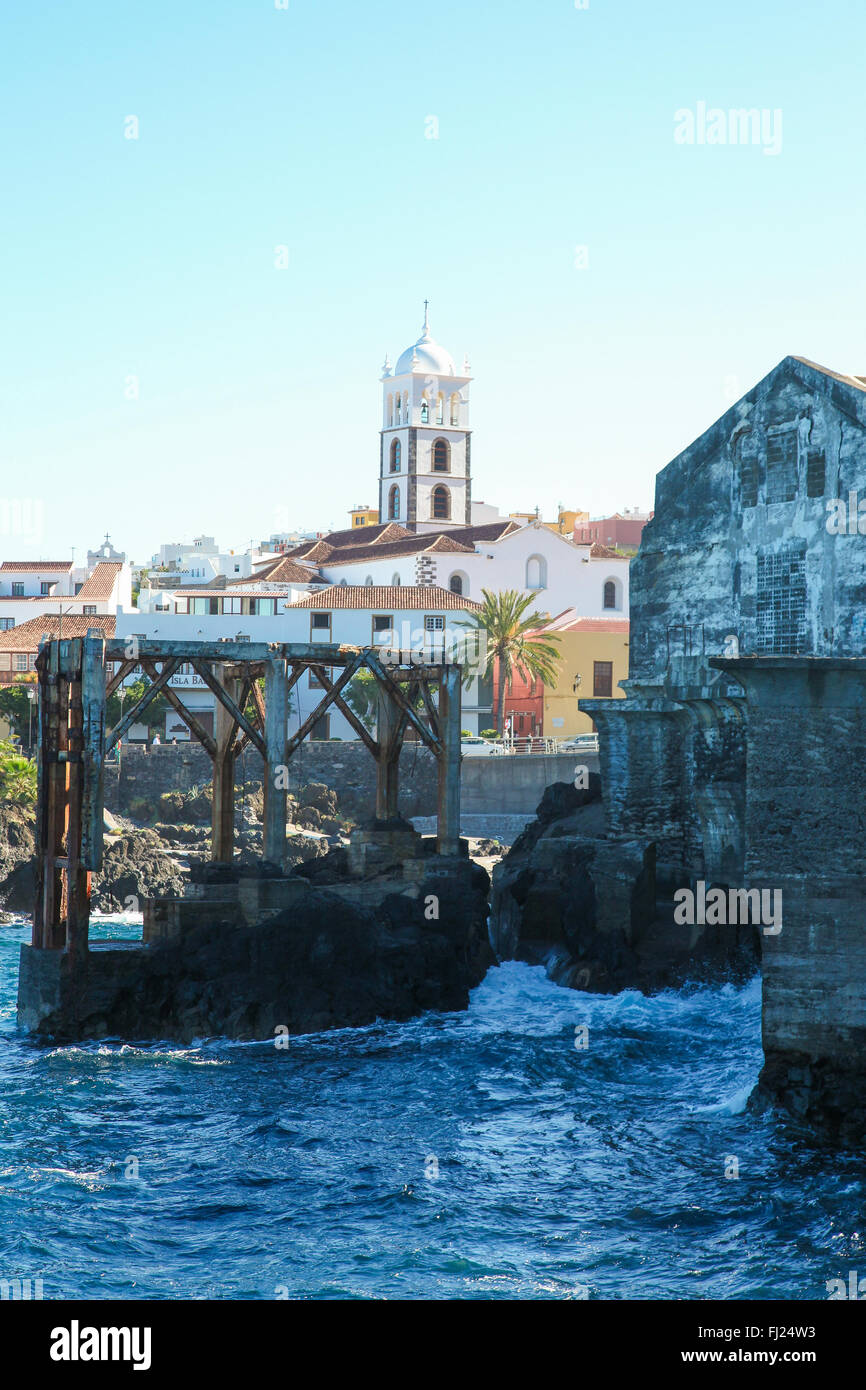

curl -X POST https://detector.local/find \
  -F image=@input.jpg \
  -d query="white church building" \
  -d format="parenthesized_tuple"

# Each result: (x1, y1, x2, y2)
(112, 306, 630, 739)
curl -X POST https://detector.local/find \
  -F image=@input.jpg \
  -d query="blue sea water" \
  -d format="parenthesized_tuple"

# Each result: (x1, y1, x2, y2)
(0, 916, 862, 1301)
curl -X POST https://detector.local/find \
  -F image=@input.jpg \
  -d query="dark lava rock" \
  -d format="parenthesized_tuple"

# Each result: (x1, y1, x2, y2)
(298, 781, 338, 816)
(32, 860, 495, 1043)
(0, 803, 36, 912)
(92, 831, 186, 913)
(490, 779, 758, 995)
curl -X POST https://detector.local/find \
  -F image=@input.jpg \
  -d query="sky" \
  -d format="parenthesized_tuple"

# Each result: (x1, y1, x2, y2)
(1, 0, 865, 563)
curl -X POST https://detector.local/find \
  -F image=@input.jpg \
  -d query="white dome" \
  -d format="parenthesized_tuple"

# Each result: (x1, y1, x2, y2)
(393, 307, 456, 376)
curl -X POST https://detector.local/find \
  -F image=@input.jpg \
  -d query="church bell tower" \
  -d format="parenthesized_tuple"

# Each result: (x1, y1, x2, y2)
(378, 304, 472, 533)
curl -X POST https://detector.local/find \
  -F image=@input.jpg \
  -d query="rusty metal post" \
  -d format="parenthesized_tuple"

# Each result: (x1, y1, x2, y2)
(42, 640, 67, 948)
(263, 657, 288, 867)
(65, 639, 89, 971)
(436, 663, 462, 855)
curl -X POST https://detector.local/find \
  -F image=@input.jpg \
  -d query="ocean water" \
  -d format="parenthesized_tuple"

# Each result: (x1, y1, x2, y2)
(0, 916, 862, 1301)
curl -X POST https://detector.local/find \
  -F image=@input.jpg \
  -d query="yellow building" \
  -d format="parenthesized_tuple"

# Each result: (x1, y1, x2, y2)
(509, 506, 589, 536)
(349, 505, 379, 529)
(538, 612, 630, 737)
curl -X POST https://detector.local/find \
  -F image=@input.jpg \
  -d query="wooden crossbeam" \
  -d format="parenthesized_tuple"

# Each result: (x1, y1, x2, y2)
(105, 659, 136, 699)
(418, 678, 440, 741)
(285, 652, 366, 758)
(139, 659, 217, 756)
(364, 651, 441, 755)
(191, 658, 266, 759)
(105, 658, 181, 751)
(311, 665, 379, 756)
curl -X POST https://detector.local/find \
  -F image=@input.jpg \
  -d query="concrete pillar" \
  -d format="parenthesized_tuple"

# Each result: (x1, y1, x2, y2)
(211, 664, 241, 863)
(375, 683, 400, 821)
(262, 658, 288, 867)
(437, 664, 461, 855)
(716, 656, 866, 1137)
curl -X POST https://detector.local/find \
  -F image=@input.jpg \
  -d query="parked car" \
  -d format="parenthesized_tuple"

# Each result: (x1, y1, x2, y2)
(558, 734, 599, 752)
(460, 736, 506, 757)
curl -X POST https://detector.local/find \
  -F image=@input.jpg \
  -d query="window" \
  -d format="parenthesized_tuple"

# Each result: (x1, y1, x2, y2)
(806, 448, 826, 498)
(526, 555, 547, 589)
(593, 661, 613, 697)
(388, 484, 400, 520)
(11, 583, 24, 597)
(756, 546, 807, 654)
(436, 393, 444, 425)
(603, 580, 617, 610)
(432, 439, 450, 472)
(309, 667, 332, 690)
(394, 396, 401, 425)
(40, 582, 53, 595)
(425, 615, 445, 631)
(766, 430, 798, 504)
(174, 598, 189, 614)
(387, 394, 394, 426)
(224, 596, 243, 615)
(372, 615, 394, 645)
(311, 612, 331, 634)
(391, 573, 401, 586)
(421, 397, 429, 423)
(365, 575, 374, 587)
(310, 714, 331, 740)
(390, 438, 401, 472)
(449, 574, 463, 595)
(450, 393, 460, 426)
(339, 578, 348, 587)
(83, 605, 97, 616)
(0, 618, 13, 630)
(15, 654, 28, 671)
(432, 485, 450, 520)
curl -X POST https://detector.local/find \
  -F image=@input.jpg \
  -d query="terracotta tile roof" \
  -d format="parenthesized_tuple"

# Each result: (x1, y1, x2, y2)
(553, 618, 630, 633)
(287, 585, 482, 611)
(589, 542, 631, 560)
(324, 534, 475, 566)
(0, 560, 73, 572)
(0, 614, 116, 649)
(281, 522, 414, 563)
(538, 608, 630, 633)
(245, 556, 319, 584)
(74, 562, 124, 601)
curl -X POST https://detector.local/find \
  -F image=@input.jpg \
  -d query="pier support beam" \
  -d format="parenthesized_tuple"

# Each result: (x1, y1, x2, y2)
(211, 664, 241, 864)
(375, 683, 401, 821)
(263, 657, 288, 867)
(437, 664, 461, 855)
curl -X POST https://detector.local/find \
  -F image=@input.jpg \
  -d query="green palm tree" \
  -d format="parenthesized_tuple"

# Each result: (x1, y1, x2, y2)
(0, 740, 37, 805)
(456, 589, 561, 736)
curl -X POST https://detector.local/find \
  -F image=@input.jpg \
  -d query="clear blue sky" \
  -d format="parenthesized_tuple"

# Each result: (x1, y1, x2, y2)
(2, 0, 864, 562)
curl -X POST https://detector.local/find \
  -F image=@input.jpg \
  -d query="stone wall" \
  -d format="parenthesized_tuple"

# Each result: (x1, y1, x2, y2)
(105, 742, 439, 820)
(105, 745, 593, 823)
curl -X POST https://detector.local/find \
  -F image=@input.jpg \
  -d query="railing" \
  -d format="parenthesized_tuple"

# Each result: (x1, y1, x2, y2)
(484, 734, 599, 756)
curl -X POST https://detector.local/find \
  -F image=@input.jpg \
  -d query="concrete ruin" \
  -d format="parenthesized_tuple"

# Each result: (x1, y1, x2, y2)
(17, 633, 488, 1042)
(582, 355, 866, 1139)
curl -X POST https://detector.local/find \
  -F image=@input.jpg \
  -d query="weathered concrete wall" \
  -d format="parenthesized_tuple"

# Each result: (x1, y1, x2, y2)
(723, 660, 866, 1140)
(461, 752, 598, 813)
(580, 355, 866, 1136)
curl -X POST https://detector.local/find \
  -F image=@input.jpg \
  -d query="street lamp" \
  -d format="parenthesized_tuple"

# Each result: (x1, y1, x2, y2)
(27, 687, 36, 752)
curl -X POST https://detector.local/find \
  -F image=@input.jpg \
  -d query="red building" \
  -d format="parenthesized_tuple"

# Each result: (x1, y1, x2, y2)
(492, 658, 544, 738)
(572, 511, 652, 549)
